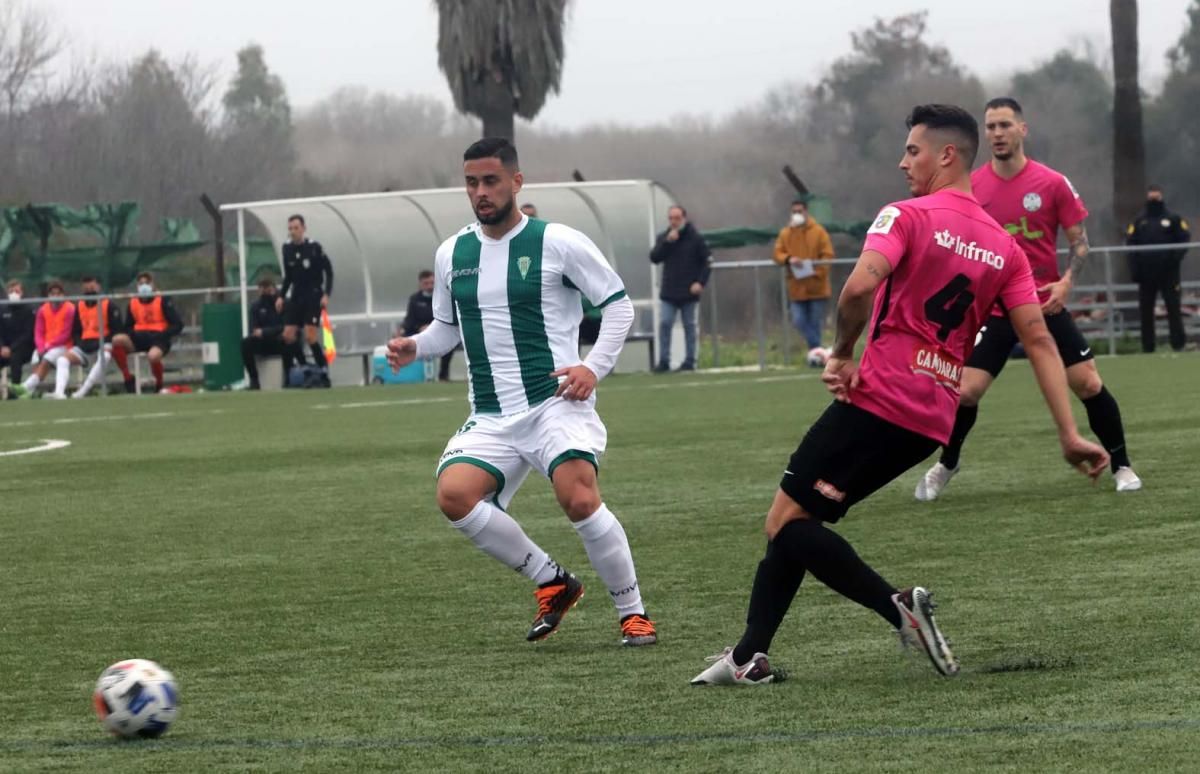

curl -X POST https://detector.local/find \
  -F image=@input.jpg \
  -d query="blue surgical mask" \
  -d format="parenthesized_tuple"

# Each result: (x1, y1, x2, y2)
(137, 283, 153, 297)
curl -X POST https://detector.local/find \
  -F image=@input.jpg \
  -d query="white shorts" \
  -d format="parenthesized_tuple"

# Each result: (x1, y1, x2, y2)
(41, 346, 84, 366)
(435, 397, 608, 509)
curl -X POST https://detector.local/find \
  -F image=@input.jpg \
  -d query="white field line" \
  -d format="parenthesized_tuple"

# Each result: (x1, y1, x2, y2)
(0, 439, 71, 457)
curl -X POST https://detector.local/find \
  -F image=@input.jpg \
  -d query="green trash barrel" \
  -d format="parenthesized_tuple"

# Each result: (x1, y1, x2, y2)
(201, 302, 244, 390)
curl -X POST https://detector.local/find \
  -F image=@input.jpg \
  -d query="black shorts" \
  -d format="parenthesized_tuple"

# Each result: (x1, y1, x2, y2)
(966, 310, 1094, 378)
(130, 331, 172, 355)
(285, 292, 323, 328)
(779, 401, 940, 523)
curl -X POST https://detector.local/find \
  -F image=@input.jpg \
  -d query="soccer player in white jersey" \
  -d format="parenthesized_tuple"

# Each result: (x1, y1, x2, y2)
(386, 138, 656, 647)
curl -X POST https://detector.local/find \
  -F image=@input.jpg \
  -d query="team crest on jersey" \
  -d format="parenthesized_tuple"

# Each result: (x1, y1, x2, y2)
(1022, 193, 1042, 212)
(517, 255, 532, 279)
(867, 206, 901, 235)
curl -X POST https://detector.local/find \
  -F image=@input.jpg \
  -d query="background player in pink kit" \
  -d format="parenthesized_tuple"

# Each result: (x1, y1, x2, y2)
(690, 104, 1108, 686)
(916, 97, 1141, 500)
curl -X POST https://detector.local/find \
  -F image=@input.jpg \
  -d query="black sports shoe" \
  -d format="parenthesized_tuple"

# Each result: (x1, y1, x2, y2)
(123, 377, 137, 394)
(526, 572, 584, 641)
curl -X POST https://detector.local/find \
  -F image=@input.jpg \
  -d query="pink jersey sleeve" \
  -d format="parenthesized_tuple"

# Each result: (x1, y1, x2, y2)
(861, 204, 912, 269)
(33, 306, 47, 353)
(998, 243, 1039, 311)
(1054, 173, 1088, 229)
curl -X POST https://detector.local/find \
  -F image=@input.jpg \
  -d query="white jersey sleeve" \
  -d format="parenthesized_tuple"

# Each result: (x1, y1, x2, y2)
(431, 236, 457, 326)
(546, 223, 627, 308)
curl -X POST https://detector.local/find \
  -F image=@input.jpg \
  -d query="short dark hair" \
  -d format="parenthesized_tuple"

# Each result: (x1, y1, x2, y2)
(668, 205, 687, 217)
(1147, 183, 1163, 194)
(136, 271, 153, 283)
(985, 97, 1023, 116)
(791, 199, 807, 208)
(288, 214, 306, 226)
(906, 104, 980, 168)
(463, 137, 519, 170)
(80, 274, 98, 284)
(257, 276, 276, 289)
(418, 269, 434, 280)
(46, 279, 64, 293)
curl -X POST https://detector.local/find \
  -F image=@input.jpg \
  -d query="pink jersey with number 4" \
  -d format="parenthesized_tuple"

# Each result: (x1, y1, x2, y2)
(971, 159, 1088, 294)
(855, 188, 1038, 444)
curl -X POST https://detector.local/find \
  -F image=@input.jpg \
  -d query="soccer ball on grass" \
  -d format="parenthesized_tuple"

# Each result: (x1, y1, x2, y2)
(806, 346, 832, 368)
(93, 659, 179, 739)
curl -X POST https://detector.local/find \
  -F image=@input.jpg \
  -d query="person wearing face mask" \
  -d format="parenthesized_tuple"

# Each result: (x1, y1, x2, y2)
(403, 269, 457, 381)
(110, 271, 184, 394)
(10, 280, 81, 400)
(69, 275, 125, 398)
(239, 276, 297, 390)
(772, 200, 836, 353)
(1126, 185, 1191, 353)
(1, 279, 37, 393)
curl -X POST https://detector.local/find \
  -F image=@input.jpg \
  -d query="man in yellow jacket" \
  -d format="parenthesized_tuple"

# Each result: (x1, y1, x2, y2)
(773, 200, 835, 351)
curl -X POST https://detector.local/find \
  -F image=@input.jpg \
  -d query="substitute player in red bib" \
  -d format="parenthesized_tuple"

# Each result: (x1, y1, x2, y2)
(111, 272, 184, 393)
(691, 104, 1108, 685)
(916, 98, 1141, 499)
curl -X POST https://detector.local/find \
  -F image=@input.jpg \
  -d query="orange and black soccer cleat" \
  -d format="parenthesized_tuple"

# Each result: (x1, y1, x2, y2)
(526, 572, 584, 642)
(619, 613, 658, 647)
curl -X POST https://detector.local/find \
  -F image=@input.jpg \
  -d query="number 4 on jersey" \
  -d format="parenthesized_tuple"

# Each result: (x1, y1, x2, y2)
(925, 274, 975, 342)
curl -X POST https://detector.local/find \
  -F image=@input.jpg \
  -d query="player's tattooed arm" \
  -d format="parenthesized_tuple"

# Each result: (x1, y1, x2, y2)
(831, 250, 891, 358)
(1064, 223, 1089, 283)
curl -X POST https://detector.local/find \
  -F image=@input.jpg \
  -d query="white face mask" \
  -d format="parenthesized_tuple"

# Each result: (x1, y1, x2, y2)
(137, 283, 154, 297)
(790, 212, 807, 227)
(7, 291, 19, 302)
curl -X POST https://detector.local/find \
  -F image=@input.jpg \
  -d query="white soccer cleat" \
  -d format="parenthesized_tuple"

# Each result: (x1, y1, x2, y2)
(914, 462, 958, 501)
(1114, 467, 1142, 492)
(892, 587, 959, 676)
(689, 647, 780, 686)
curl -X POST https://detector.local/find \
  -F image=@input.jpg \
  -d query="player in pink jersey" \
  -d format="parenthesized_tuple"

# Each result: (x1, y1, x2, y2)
(916, 97, 1141, 501)
(691, 104, 1108, 686)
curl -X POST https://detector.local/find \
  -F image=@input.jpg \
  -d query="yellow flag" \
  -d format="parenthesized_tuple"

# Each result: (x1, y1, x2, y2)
(321, 310, 337, 364)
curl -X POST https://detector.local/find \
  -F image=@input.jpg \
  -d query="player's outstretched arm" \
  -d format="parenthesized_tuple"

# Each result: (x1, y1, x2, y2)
(822, 250, 891, 402)
(1009, 302, 1108, 479)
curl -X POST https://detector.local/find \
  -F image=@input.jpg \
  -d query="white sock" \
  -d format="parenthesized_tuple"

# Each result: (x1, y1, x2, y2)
(572, 503, 644, 617)
(76, 352, 110, 397)
(22, 373, 41, 391)
(54, 357, 71, 395)
(452, 500, 560, 584)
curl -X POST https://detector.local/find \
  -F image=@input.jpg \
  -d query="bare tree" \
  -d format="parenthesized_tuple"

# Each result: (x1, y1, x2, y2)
(1111, 0, 1145, 234)
(434, 0, 569, 139)
(0, 0, 61, 116)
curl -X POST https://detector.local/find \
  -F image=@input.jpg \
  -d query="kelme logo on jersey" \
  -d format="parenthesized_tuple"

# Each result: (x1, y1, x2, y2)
(517, 255, 532, 279)
(451, 267, 481, 280)
(933, 229, 1005, 270)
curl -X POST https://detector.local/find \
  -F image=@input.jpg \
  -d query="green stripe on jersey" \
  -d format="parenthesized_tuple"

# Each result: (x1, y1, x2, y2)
(507, 219, 557, 406)
(450, 231, 500, 413)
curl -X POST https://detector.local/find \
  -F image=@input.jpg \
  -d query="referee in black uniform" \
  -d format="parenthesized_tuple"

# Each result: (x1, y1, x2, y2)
(277, 214, 334, 373)
(1126, 185, 1190, 352)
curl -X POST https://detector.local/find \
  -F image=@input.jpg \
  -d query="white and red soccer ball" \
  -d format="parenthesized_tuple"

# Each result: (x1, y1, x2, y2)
(806, 346, 832, 367)
(93, 659, 179, 739)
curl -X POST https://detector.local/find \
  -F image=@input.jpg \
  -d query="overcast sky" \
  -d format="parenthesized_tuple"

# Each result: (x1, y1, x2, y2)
(40, 0, 1195, 128)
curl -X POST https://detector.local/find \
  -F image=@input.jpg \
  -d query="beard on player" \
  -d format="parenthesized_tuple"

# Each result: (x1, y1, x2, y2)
(474, 196, 515, 226)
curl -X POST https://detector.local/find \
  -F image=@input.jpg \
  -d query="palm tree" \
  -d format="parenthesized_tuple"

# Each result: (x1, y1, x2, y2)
(434, 0, 569, 140)
(1111, 0, 1145, 235)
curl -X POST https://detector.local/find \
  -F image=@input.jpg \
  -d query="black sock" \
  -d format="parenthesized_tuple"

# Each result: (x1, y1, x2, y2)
(939, 403, 978, 470)
(310, 342, 328, 369)
(777, 518, 901, 629)
(1082, 386, 1130, 471)
(732, 539, 806, 665)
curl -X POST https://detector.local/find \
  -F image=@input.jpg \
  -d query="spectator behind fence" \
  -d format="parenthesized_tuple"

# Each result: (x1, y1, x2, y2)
(71, 275, 124, 398)
(111, 271, 184, 394)
(520, 202, 538, 218)
(1125, 185, 1191, 353)
(241, 277, 301, 390)
(772, 199, 835, 353)
(1, 279, 36, 392)
(403, 269, 457, 381)
(11, 280, 82, 400)
(650, 205, 711, 372)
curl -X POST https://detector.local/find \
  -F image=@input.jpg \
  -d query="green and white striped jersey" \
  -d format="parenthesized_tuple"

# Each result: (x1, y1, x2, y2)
(432, 215, 628, 416)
